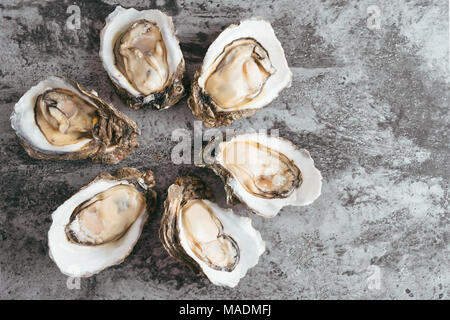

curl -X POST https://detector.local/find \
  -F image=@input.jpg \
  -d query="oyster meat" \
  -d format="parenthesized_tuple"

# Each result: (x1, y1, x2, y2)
(160, 176, 265, 287)
(100, 6, 185, 110)
(189, 18, 292, 127)
(48, 168, 157, 277)
(202, 132, 322, 218)
(10, 76, 140, 164)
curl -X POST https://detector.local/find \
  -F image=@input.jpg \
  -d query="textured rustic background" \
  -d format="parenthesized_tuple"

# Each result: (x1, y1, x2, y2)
(0, 0, 449, 299)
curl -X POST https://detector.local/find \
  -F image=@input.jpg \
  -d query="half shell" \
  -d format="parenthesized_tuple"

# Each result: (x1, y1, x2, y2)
(188, 18, 292, 127)
(100, 6, 185, 110)
(159, 176, 265, 287)
(10, 76, 140, 164)
(48, 168, 157, 277)
(202, 132, 322, 218)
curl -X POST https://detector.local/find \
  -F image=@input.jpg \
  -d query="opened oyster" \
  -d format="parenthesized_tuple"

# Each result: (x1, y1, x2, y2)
(10, 76, 140, 164)
(100, 6, 185, 110)
(202, 133, 322, 218)
(160, 176, 265, 287)
(189, 18, 292, 127)
(48, 168, 157, 277)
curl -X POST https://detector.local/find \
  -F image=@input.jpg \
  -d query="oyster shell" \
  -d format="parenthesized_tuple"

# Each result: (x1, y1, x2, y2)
(159, 176, 265, 287)
(10, 76, 140, 164)
(48, 168, 157, 277)
(202, 132, 322, 218)
(188, 18, 292, 127)
(100, 6, 185, 110)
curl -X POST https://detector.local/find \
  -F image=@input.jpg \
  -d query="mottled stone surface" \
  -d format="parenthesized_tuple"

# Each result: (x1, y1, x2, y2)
(0, 0, 449, 299)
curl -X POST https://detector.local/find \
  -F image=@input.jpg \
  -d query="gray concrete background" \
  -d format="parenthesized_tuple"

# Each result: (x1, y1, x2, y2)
(0, 0, 449, 299)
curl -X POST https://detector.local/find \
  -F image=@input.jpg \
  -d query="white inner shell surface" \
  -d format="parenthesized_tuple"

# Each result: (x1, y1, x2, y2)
(215, 133, 323, 218)
(10, 76, 95, 153)
(48, 180, 147, 277)
(177, 200, 265, 288)
(100, 6, 183, 97)
(198, 18, 292, 112)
